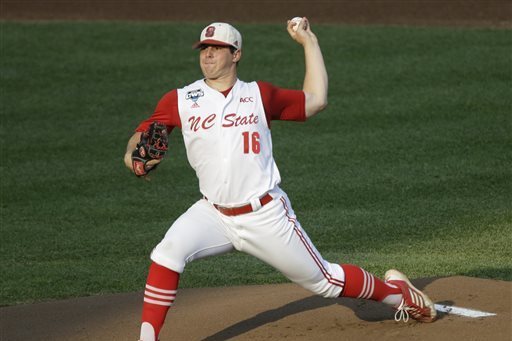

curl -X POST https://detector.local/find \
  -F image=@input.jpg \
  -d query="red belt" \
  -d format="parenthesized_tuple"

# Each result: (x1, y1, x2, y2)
(211, 193, 273, 216)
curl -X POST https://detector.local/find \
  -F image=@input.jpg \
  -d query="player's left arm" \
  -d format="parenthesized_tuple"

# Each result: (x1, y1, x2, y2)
(124, 89, 179, 175)
(124, 132, 143, 172)
(287, 17, 328, 118)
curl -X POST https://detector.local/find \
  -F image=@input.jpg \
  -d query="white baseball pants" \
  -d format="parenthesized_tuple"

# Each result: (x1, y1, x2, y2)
(150, 187, 345, 298)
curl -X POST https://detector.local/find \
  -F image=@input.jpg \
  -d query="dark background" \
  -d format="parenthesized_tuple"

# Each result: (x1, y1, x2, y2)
(1, 0, 511, 27)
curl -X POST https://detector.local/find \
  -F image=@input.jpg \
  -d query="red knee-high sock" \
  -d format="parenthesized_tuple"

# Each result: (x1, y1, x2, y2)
(140, 262, 180, 341)
(340, 264, 401, 305)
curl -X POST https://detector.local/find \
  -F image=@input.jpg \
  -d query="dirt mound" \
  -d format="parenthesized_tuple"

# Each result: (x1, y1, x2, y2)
(1, 276, 510, 340)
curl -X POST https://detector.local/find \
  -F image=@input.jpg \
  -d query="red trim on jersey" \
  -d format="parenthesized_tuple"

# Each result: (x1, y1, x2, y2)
(220, 86, 233, 97)
(136, 89, 181, 133)
(257, 81, 306, 127)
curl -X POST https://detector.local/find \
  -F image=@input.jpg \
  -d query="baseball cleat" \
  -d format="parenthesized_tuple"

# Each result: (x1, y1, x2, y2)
(384, 269, 437, 323)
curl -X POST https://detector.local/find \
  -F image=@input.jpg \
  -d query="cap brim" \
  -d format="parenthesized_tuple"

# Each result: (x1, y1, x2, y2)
(193, 39, 236, 49)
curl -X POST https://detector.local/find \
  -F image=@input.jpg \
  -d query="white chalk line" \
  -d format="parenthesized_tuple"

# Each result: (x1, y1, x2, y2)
(434, 304, 497, 318)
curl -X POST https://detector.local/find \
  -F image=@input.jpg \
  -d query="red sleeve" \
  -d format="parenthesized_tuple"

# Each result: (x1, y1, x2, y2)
(257, 81, 306, 122)
(135, 89, 181, 132)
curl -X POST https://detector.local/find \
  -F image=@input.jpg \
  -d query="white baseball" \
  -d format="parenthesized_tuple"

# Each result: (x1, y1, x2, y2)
(290, 17, 303, 32)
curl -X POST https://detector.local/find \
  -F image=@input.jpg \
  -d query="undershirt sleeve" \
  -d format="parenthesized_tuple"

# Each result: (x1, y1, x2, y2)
(257, 81, 306, 122)
(135, 89, 181, 132)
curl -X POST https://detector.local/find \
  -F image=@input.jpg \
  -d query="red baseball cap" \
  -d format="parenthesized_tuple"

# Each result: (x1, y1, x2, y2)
(193, 22, 242, 50)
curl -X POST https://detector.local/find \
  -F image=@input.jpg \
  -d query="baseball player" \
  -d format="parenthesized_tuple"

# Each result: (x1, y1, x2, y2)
(124, 18, 436, 341)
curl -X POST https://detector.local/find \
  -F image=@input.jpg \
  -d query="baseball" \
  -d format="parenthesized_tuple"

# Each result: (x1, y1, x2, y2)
(290, 17, 304, 32)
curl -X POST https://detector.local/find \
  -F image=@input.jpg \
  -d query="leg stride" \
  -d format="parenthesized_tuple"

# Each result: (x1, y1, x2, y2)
(340, 264, 402, 305)
(139, 262, 180, 341)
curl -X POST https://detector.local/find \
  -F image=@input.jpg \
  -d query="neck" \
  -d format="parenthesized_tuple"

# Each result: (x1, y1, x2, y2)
(204, 73, 237, 92)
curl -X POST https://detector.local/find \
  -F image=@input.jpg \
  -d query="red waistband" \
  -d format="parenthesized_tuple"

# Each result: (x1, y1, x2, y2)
(210, 193, 273, 216)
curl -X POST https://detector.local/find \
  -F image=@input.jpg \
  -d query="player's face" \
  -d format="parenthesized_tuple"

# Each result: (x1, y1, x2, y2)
(199, 45, 240, 80)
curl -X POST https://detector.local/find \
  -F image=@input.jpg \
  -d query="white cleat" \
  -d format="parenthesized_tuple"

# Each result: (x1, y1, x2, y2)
(385, 269, 437, 323)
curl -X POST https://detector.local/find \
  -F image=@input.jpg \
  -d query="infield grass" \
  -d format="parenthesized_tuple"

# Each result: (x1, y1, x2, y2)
(1, 21, 511, 305)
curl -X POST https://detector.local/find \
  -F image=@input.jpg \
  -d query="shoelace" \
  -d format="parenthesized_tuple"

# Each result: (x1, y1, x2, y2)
(394, 300, 410, 322)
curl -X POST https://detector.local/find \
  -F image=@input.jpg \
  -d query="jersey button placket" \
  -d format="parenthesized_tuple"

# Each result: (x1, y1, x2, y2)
(219, 92, 232, 188)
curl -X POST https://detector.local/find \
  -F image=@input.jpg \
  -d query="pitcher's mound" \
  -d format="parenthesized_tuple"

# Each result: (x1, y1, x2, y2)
(1, 276, 510, 340)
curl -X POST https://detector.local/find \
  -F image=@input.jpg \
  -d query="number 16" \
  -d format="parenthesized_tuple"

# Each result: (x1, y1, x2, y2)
(242, 131, 260, 154)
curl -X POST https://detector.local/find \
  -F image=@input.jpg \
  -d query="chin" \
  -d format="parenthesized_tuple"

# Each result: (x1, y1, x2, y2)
(201, 69, 215, 78)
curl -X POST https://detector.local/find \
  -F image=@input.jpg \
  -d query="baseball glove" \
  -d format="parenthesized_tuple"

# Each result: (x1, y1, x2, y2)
(132, 121, 169, 177)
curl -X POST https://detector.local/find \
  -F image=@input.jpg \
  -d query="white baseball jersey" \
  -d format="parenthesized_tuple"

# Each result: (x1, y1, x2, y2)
(137, 78, 306, 206)
(177, 79, 279, 206)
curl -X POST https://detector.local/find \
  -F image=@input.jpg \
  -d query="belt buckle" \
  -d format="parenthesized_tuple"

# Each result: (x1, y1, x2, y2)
(212, 193, 272, 216)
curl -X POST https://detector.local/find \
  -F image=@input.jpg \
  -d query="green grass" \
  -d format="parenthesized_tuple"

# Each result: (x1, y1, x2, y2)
(1, 21, 511, 306)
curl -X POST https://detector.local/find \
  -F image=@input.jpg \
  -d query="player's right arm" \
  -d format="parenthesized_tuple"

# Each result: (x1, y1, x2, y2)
(123, 89, 181, 173)
(287, 17, 328, 118)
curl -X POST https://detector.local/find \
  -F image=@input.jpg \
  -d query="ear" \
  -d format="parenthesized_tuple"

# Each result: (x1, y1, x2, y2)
(233, 49, 242, 63)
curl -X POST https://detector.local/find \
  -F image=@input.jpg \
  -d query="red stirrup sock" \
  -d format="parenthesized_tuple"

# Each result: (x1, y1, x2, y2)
(140, 262, 180, 341)
(340, 264, 402, 306)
